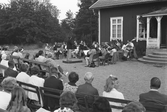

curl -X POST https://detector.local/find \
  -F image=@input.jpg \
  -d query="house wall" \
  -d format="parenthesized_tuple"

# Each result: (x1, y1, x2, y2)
(100, 2, 167, 43)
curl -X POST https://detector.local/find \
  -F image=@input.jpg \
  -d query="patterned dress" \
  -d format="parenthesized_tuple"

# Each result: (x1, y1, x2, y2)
(63, 83, 78, 93)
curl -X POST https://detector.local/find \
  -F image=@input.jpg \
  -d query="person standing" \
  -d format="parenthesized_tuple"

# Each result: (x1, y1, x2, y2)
(67, 37, 73, 61)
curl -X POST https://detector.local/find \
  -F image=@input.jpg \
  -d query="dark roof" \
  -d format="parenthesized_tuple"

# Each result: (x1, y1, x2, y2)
(90, 0, 167, 9)
(143, 7, 167, 17)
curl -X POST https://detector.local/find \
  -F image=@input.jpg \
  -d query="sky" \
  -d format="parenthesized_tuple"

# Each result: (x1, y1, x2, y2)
(0, 0, 80, 20)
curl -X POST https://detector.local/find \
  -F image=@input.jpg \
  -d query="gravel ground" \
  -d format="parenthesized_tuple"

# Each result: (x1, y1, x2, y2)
(26, 50, 167, 101)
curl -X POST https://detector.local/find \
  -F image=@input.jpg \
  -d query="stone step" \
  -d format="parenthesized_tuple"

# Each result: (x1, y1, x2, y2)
(148, 54, 167, 58)
(153, 51, 167, 55)
(138, 58, 167, 64)
(143, 56, 167, 61)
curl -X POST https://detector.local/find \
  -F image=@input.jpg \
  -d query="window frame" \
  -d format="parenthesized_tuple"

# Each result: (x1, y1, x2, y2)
(110, 17, 123, 41)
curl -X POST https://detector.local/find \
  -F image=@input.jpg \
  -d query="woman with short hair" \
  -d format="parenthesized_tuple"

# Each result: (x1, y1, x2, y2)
(63, 72, 79, 93)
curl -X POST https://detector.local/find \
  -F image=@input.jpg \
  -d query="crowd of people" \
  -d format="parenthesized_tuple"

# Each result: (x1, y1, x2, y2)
(42, 39, 137, 67)
(0, 43, 165, 112)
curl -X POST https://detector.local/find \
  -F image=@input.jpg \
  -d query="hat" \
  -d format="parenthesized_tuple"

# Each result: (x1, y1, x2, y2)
(30, 66, 40, 75)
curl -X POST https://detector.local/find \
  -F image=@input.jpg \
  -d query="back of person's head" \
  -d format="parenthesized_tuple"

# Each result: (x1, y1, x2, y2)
(30, 65, 40, 75)
(19, 63, 29, 72)
(104, 75, 118, 92)
(68, 72, 79, 84)
(150, 77, 161, 89)
(51, 67, 59, 77)
(93, 97, 111, 112)
(8, 60, 15, 68)
(38, 50, 43, 56)
(59, 91, 78, 109)
(122, 101, 146, 112)
(1, 77, 18, 92)
(7, 86, 27, 111)
(84, 72, 94, 83)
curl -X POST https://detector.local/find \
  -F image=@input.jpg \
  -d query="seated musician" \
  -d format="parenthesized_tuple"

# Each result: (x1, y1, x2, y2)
(99, 45, 107, 59)
(122, 40, 134, 59)
(85, 46, 96, 67)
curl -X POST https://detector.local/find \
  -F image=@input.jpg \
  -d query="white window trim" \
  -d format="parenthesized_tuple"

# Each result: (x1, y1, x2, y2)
(136, 15, 146, 41)
(110, 17, 123, 41)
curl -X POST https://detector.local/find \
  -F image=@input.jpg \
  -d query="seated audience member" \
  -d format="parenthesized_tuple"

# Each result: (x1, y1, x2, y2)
(54, 91, 80, 112)
(92, 97, 112, 112)
(28, 66, 44, 103)
(16, 63, 30, 84)
(6, 86, 31, 112)
(76, 72, 99, 96)
(0, 77, 18, 110)
(4, 60, 18, 78)
(122, 101, 146, 112)
(35, 50, 47, 63)
(0, 53, 8, 68)
(139, 77, 167, 105)
(43, 67, 64, 111)
(64, 72, 79, 93)
(102, 75, 124, 112)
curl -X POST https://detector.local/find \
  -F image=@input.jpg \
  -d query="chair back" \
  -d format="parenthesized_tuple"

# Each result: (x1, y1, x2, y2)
(17, 81, 42, 110)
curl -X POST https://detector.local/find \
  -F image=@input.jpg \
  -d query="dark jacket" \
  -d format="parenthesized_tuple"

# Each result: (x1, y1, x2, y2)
(4, 68, 18, 78)
(43, 76, 63, 111)
(76, 82, 99, 96)
(139, 90, 167, 105)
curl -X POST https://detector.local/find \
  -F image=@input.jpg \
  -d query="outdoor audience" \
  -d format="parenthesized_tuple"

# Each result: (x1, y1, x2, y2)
(0, 45, 166, 112)
(64, 72, 79, 93)
(102, 74, 124, 112)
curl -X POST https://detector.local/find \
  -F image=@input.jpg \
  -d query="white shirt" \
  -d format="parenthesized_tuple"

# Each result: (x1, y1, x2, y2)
(16, 72, 30, 84)
(0, 59, 8, 67)
(103, 88, 124, 112)
(28, 75, 44, 101)
(0, 91, 11, 110)
(35, 56, 47, 63)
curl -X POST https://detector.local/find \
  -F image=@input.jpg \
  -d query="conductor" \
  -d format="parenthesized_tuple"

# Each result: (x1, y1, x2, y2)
(67, 36, 73, 61)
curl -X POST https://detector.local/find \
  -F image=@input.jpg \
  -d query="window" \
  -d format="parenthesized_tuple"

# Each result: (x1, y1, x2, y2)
(136, 16, 146, 41)
(110, 17, 123, 41)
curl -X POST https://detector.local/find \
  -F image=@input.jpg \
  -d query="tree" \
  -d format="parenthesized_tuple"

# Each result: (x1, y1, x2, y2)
(61, 10, 75, 41)
(0, 0, 63, 44)
(73, 0, 98, 45)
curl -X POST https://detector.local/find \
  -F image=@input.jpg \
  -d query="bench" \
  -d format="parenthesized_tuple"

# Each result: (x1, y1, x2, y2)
(17, 81, 42, 112)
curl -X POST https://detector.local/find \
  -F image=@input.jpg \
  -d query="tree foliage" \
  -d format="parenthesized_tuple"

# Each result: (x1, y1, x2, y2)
(73, 0, 98, 45)
(0, 0, 63, 45)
